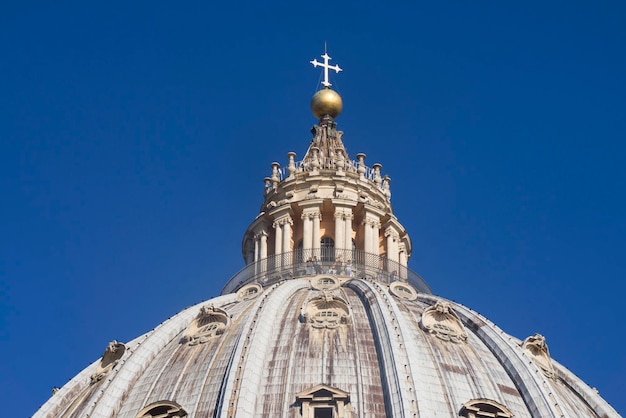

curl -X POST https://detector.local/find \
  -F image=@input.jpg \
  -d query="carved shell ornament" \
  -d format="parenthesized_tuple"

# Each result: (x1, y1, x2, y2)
(522, 333, 555, 378)
(420, 301, 468, 343)
(303, 291, 351, 329)
(182, 305, 230, 346)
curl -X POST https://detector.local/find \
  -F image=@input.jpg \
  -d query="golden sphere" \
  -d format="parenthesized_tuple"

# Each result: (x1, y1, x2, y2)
(311, 88, 343, 119)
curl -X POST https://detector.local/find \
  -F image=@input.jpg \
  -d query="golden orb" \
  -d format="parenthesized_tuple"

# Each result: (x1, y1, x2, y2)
(311, 88, 343, 119)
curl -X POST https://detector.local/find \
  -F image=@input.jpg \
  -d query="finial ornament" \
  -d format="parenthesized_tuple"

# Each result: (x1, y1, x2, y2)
(310, 49, 344, 119)
(311, 51, 342, 88)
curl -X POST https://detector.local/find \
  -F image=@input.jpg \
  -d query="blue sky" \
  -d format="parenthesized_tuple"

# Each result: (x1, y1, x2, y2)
(1, 2, 625, 416)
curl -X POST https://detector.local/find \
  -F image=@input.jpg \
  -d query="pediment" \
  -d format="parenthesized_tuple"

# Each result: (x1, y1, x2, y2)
(296, 384, 350, 401)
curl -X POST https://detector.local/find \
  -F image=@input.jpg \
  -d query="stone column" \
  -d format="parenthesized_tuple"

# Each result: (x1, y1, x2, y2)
(300, 202, 323, 262)
(385, 227, 399, 263)
(363, 213, 381, 256)
(398, 242, 408, 280)
(344, 212, 353, 253)
(302, 212, 312, 255)
(312, 211, 321, 259)
(334, 209, 345, 259)
(282, 215, 293, 267)
(363, 211, 381, 278)
(259, 231, 268, 260)
(273, 220, 283, 257)
(254, 230, 268, 275)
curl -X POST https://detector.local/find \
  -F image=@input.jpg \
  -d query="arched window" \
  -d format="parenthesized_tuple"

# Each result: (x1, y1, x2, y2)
(320, 237, 334, 262)
(136, 401, 188, 418)
(296, 240, 304, 264)
(459, 399, 513, 418)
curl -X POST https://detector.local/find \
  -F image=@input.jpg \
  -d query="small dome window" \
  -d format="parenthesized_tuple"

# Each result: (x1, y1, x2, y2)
(237, 283, 263, 301)
(389, 282, 417, 301)
(459, 399, 512, 417)
(136, 400, 188, 418)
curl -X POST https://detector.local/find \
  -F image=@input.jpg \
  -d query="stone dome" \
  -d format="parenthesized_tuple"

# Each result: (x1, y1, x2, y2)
(33, 55, 620, 418)
(34, 278, 619, 417)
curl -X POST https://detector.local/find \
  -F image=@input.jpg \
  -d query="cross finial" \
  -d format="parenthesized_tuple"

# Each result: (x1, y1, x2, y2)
(310, 50, 342, 88)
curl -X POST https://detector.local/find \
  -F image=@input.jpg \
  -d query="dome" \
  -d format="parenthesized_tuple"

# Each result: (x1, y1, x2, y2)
(34, 279, 619, 417)
(311, 88, 343, 119)
(33, 53, 620, 418)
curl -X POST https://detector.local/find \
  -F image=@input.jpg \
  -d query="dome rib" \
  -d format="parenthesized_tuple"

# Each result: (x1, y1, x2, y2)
(90, 294, 237, 418)
(422, 295, 564, 417)
(217, 280, 310, 417)
(347, 279, 418, 417)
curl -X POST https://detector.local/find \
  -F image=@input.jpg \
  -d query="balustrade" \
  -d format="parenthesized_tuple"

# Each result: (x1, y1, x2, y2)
(221, 248, 431, 295)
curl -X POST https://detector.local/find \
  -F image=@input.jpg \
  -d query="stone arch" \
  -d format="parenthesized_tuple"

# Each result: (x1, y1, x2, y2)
(459, 398, 513, 417)
(136, 400, 188, 418)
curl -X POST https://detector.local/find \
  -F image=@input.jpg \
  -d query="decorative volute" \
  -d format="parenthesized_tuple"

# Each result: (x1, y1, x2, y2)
(230, 50, 430, 296)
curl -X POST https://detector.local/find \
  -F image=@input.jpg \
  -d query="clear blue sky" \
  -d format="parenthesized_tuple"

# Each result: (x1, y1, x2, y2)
(1, 2, 625, 416)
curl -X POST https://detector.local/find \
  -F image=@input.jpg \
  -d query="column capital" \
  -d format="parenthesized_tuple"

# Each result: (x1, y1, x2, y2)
(254, 230, 269, 240)
(362, 218, 381, 229)
(278, 215, 294, 226)
(384, 226, 399, 239)
(302, 210, 321, 220)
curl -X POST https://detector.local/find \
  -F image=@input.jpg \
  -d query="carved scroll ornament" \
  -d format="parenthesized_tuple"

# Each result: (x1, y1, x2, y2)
(421, 301, 467, 343)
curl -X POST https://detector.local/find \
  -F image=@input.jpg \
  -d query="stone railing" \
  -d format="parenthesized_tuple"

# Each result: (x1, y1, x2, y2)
(221, 248, 432, 295)
(266, 153, 390, 195)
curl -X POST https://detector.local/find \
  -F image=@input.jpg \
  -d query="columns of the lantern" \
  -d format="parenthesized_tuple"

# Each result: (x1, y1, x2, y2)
(362, 208, 382, 277)
(301, 201, 323, 262)
(281, 215, 293, 267)
(398, 242, 408, 280)
(334, 211, 345, 253)
(269, 205, 294, 268)
(312, 212, 321, 259)
(274, 220, 283, 256)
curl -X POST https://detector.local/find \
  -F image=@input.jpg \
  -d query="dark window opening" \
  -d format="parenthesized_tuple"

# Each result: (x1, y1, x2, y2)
(314, 407, 333, 418)
(320, 237, 335, 262)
